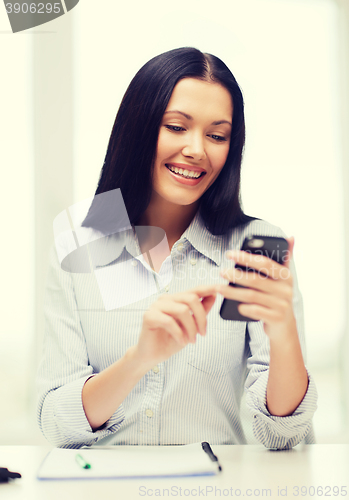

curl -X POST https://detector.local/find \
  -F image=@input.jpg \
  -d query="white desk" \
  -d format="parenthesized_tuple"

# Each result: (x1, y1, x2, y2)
(1, 445, 348, 500)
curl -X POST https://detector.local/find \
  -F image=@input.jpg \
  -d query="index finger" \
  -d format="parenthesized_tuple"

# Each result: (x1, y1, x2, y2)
(227, 250, 286, 280)
(189, 285, 219, 296)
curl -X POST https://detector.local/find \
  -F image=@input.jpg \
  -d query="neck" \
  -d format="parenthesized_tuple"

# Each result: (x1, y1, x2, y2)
(136, 193, 199, 247)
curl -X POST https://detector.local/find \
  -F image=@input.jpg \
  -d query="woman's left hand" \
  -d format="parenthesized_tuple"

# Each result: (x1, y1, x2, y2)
(217, 237, 297, 340)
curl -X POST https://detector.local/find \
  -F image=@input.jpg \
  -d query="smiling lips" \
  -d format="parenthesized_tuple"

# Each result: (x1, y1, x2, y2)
(165, 163, 206, 185)
(165, 163, 206, 179)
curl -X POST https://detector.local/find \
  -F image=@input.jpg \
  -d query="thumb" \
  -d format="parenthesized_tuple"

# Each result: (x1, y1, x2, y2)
(284, 236, 295, 268)
(201, 293, 217, 314)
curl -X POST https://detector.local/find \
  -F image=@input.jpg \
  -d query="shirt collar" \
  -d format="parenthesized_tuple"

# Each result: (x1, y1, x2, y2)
(89, 211, 225, 268)
(181, 211, 224, 267)
(88, 229, 133, 268)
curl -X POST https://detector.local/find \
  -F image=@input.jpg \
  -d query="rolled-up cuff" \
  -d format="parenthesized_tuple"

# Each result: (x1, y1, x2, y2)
(51, 375, 125, 448)
(245, 369, 318, 449)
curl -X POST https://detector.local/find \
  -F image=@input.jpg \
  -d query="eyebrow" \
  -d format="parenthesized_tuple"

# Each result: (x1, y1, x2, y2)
(164, 110, 232, 127)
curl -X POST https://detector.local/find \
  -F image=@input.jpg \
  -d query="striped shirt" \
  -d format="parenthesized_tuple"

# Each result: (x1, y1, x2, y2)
(37, 211, 317, 449)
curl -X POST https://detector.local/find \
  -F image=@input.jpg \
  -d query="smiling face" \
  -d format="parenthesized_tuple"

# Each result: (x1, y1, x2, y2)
(152, 78, 233, 209)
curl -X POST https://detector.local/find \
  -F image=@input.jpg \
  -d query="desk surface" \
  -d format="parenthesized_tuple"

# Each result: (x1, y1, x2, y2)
(1, 444, 348, 500)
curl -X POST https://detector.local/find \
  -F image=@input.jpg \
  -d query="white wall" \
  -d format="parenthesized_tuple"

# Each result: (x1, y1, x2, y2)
(0, 29, 35, 439)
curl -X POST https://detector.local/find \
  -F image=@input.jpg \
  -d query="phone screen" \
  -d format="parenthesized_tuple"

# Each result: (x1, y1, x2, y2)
(219, 235, 288, 321)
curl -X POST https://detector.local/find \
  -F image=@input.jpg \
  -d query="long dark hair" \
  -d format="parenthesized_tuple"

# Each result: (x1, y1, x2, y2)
(82, 47, 256, 235)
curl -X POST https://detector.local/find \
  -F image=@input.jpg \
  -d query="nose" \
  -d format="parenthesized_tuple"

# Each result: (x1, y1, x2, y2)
(182, 132, 207, 161)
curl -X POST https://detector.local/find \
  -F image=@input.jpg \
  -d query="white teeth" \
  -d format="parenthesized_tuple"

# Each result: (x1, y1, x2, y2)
(167, 165, 203, 179)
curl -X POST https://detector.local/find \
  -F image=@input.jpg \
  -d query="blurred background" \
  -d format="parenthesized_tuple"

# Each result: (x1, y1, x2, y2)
(1, 0, 348, 445)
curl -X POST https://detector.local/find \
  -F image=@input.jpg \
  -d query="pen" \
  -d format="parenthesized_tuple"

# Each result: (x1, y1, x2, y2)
(75, 453, 91, 469)
(201, 442, 223, 472)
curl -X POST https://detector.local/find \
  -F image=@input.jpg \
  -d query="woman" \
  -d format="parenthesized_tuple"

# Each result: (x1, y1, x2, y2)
(37, 47, 317, 449)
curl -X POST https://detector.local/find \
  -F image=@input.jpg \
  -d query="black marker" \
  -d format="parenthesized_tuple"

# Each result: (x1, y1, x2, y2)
(0, 467, 21, 482)
(201, 442, 222, 472)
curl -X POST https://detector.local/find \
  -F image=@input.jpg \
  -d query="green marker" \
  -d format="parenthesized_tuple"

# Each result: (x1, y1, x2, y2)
(75, 453, 91, 469)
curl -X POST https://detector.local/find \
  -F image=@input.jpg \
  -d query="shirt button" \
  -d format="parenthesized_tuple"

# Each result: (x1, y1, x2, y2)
(190, 258, 197, 266)
(164, 285, 169, 292)
(131, 260, 138, 266)
(145, 409, 153, 418)
(177, 243, 184, 252)
(152, 365, 159, 374)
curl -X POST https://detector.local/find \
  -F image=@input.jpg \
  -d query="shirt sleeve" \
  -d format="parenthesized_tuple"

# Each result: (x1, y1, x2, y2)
(244, 255, 318, 450)
(36, 244, 125, 449)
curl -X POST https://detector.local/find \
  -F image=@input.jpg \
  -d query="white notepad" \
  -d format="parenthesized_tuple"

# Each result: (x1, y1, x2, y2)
(37, 443, 219, 480)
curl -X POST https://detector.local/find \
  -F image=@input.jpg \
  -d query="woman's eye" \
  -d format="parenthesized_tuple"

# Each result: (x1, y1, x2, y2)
(164, 126, 227, 142)
(210, 134, 227, 142)
(165, 125, 185, 132)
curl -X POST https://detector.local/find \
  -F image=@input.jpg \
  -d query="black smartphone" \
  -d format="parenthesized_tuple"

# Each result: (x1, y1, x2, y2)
(219, 235, 289, 321)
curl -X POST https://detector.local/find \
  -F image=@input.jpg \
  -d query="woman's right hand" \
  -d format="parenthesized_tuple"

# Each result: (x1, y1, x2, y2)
(82, 285, 217, 431)
(134, 285, 218, 370)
